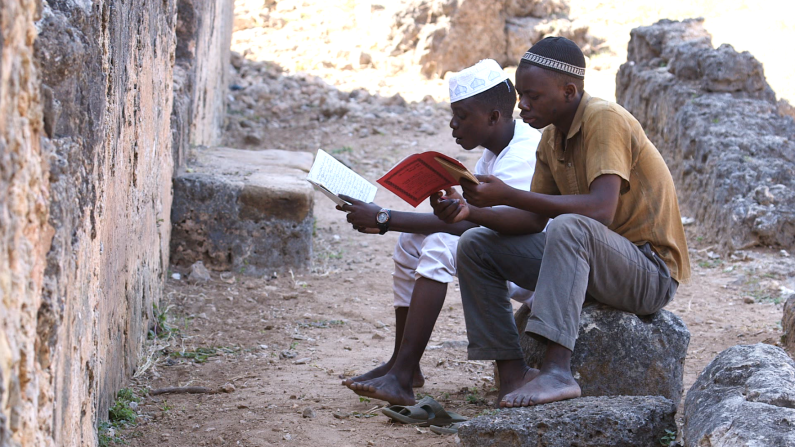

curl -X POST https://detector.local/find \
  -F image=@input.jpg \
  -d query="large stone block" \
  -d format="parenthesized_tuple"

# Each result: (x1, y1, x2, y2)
(784, 295, 795, 352)
(683, 343, 795, 447)
(171, 148, 314, 275)
(515, 302, 690, 403)
(458, 396, 677, 447)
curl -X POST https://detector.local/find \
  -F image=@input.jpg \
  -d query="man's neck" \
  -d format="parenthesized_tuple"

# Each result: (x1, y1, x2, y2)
(553, 93, 584, 139)
(484, 120, 515, 156)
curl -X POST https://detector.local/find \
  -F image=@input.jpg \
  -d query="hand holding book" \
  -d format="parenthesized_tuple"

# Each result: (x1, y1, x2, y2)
(377, 151, 479, 207)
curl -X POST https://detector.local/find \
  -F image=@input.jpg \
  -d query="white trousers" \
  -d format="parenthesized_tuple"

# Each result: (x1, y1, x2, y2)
(392, 232, 534, 307)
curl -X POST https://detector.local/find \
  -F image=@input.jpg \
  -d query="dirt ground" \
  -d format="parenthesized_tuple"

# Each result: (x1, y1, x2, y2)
(110, 1, 795, 446)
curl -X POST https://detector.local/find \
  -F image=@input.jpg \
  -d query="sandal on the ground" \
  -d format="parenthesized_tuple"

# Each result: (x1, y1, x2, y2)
(381, 396, 467, 427)
(430, 422, 462, 435)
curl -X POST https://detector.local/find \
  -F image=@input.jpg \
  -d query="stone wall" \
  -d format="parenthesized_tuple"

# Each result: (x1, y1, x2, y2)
(172, 0, 235, 172)
(616, 19, 795, 251)
(1, 0, 233, 445)
(33, 1, 178, 445)
(0, 1, 52, 446)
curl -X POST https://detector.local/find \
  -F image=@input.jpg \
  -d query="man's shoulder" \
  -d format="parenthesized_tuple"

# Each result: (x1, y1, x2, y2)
(582, 96, 635, 125)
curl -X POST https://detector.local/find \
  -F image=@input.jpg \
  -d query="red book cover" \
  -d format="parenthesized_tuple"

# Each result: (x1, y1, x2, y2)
(377, 151, 478, 207)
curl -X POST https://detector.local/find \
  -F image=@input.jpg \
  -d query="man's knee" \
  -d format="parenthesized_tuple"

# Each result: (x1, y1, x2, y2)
(456, 227, 494, 260)
(546, 214, 595, 242)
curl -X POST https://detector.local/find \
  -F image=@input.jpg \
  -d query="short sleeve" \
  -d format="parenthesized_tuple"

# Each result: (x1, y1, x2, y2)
(583, 109, 632, 193)
(530, 131, 560, 195)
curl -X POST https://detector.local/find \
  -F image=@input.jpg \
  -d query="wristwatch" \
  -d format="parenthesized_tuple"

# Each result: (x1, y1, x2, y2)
(376, 208, 391, 235)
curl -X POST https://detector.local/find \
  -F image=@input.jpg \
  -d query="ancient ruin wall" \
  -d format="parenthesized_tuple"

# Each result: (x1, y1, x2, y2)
(33, 1, 178, 444)
(1, 0, 233, 444)
(616, 19, 795, 251)
(172, 0, 235, 172)
(0, 1, 52, 446)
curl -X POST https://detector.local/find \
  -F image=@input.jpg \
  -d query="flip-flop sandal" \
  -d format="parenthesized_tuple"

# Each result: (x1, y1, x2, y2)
(381, 396, 467, 427)
(430, 422, 462, 435)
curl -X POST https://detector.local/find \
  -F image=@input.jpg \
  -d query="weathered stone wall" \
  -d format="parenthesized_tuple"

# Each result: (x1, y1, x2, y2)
(617, 19, 795, 251)
(32, 1, 178, 445)
(2, 0, 233, 444)
(0, 2, 52, 446)
(172, 0, 235, 172)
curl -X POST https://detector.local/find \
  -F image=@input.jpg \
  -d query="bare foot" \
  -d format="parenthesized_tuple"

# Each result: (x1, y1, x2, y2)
(346, 374, 415, 406)
(499, 368, 581, 408)
(341, 364, 425, 388)
(497, 366, 540, 405)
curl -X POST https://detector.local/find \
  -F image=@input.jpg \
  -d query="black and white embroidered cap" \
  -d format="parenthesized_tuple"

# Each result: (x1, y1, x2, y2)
(521, 36, 586, 80)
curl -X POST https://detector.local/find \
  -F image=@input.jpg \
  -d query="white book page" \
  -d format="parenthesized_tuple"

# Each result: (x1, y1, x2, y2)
(306, 149, 377, 204)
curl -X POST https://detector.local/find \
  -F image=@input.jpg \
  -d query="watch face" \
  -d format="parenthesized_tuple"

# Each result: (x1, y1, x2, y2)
(376, 211, 389, 224)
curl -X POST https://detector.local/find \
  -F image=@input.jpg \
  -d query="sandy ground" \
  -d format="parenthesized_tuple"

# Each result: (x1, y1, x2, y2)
(109, 1, 795, 445)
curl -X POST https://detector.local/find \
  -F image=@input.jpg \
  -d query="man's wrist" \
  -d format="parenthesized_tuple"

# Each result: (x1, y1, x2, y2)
(376, 208, 391, 234)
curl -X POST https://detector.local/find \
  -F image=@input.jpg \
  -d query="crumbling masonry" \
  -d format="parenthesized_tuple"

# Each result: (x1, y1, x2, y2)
(0, 1, 233, 446)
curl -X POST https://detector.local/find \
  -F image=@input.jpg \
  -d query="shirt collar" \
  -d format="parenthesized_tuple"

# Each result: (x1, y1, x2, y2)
(565, 91, 591, 140)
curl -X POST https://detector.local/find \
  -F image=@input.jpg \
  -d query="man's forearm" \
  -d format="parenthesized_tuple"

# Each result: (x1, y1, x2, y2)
(389, 211, 477, 235)
(502, 188, 614, 226)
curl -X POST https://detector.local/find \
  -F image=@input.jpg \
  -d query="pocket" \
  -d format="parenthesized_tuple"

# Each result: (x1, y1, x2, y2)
(638, 243, 674, 312)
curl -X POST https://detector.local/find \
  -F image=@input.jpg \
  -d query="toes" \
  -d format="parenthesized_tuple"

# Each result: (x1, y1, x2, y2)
(520, 395, 533, 407)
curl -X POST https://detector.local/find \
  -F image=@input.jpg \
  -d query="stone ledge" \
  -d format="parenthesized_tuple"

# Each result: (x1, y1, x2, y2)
(516, 302, 690, 404)
(458, 396, 676, 447)
(170, 147, 314, 275)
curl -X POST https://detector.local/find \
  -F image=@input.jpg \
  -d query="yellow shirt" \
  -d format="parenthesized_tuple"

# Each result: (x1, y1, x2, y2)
(531, 92, 691, 283)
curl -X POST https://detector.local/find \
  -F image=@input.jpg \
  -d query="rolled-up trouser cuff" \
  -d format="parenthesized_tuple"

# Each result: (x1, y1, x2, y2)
(467, 347, 525, 361)
(524, 319, 577, 352)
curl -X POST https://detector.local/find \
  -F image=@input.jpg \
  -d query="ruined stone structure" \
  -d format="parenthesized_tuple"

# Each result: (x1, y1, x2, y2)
(0, 0, 233, 445)
(387, 0, 600, 77)
(617, 19, 795, 251)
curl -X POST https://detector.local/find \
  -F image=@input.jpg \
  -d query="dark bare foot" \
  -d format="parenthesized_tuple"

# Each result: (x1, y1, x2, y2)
(496, 366, 540, 405)
(347, 374, 415, 406)
(499, 367, 580, 408)
(341, 365, 425, 388)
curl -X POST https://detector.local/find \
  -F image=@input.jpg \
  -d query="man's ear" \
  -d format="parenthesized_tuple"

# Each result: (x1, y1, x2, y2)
(563, 83, 578, 102)
(489, 109, 501, 125)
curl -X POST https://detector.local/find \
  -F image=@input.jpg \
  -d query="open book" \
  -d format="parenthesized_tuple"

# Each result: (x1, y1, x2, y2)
(377, 151, 479, 207)
(306, 149, 377, 206)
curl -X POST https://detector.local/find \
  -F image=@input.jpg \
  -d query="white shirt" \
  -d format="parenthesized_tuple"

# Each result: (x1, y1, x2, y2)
(474, 120, 540, 192)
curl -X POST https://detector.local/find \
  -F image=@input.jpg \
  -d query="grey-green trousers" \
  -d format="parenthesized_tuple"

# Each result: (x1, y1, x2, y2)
(457, 214, 678, 359)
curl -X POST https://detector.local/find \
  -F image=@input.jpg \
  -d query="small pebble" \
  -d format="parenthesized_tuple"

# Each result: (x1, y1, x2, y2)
(294, 357, 312, 365)
(744, 296, 756, 304)
(333, 411, 350, 419)
(302, 407, 316, 418)
(220, 383, 236, 393)
(171, 273, 181, 280)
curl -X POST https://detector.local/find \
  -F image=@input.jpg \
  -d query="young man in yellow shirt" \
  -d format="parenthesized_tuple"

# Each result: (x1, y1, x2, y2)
(433, 37, 690, 407)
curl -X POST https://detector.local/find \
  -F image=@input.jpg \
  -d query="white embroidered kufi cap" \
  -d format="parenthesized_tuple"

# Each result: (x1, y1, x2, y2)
(448, 59, 509, 103)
